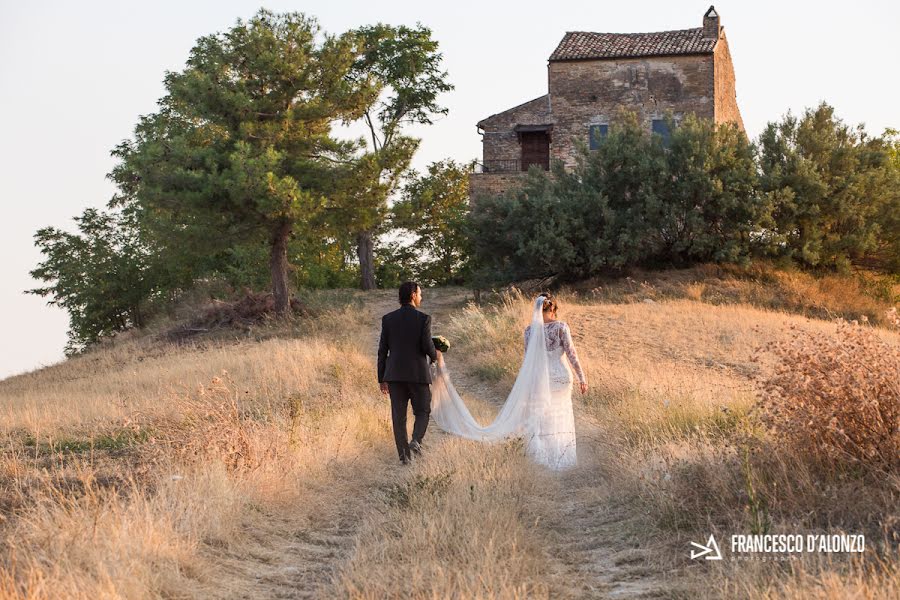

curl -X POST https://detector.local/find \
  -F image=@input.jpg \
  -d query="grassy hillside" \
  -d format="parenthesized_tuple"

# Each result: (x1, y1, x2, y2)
(0, 267, 897, 599)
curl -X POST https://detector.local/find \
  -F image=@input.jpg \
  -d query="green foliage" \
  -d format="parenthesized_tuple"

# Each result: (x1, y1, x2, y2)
(352, 24, 453, 136)
(214, 242, 273, 291)
(289, 234, 359, 288)
(108, 9, 377, 311)
(27, 209, 164, 354)
(389, 159, 472, 285)
(211, 236, 357, 291)
(583, 109, 670, 268)
(664, 114, 772, 264)
(374, 239, 421, 289)
(467, 166, 582, 285)
(335, 22, 454, 289)
(872, 128, 900, 272)
(758, 102, 900, 271)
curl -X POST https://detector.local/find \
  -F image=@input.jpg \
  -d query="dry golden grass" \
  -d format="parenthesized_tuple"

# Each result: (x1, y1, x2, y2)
(334, 438, 557, 599)
(0, 294, 371, 432)
(0, 293, 393, 599)
(1, 277, 898, 598)
(757, 321, 900, 473)
(747, 555, 900, 600)
(571, 261, 900, 328)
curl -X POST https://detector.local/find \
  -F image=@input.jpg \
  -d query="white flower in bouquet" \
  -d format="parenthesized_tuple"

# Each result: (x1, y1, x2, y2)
(432, 335, 450, 352)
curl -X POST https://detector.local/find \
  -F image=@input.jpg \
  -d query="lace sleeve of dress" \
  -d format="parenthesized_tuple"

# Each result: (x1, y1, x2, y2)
(523, 325, 531, 354)
(561, 322, 586, 384)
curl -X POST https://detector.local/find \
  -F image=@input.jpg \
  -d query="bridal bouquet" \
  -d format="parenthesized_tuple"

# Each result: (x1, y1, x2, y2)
(432, 335, 450, 352)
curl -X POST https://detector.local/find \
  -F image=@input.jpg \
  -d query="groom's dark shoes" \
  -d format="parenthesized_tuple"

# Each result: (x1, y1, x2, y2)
(409, 439, 423, 457)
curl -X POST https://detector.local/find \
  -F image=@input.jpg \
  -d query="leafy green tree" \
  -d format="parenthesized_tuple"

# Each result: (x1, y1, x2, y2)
(109, 9, 376, 314)
(662, 113, 769, 264)
(467, 167, 576, 285)
(574, 109, 669, 268)
(27, 209, 164, 354)
(341, 23, 453, 290)
(758, 102, 896, 271)
(373, 239, 422, 289)
(391, 160, 472, 285)
(115, 196, 241, 292)
(877, 128, 900, 272)
(289, 231, 359, 288)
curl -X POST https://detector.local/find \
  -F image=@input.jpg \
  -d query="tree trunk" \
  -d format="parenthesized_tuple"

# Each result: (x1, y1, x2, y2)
(356, 230, 376, 290)
(270, 220, 292, 315)
(132, 303, 144, 329)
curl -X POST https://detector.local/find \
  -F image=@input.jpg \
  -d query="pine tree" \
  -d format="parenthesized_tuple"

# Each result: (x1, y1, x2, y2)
(109, 9, 376, 314)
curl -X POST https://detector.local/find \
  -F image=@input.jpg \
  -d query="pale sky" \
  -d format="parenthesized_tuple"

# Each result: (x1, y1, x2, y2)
(2, 0, 898, 380)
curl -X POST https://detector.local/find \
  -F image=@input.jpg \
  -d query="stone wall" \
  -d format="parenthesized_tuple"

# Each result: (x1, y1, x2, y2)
(478, 95, 551, 163)
(547, 54, 715, 167)
(713, 34, 745, 131)
(468, 172, 527, 203)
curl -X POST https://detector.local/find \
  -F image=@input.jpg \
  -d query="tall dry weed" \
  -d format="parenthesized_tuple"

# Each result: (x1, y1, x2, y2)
(753, 320, 900, 474)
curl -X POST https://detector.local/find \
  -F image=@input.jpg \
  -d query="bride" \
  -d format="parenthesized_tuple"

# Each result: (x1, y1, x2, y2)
(430, 293, 588, 470)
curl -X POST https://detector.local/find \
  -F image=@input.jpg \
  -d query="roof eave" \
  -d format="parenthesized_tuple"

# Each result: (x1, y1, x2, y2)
(476, 94, 550, 129)
(548, 50, 715, 63)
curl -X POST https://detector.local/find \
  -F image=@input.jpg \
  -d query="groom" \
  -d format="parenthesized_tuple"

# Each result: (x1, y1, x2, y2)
(377, 281, 438, 465)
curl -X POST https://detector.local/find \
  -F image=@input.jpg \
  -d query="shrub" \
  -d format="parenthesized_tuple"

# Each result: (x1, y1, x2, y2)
(758, 102, 900, 272)
(754, 321, 900, 474)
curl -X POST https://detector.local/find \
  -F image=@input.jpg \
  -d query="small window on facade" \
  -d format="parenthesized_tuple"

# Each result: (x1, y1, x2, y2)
(651, 119, 671, 146)
(589, 124, 608, 150)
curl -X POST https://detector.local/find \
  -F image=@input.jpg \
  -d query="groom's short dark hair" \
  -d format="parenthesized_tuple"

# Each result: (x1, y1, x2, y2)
(399, 281, 419, 304)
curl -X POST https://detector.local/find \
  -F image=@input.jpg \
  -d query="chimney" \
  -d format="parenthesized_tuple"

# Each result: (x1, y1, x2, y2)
(702, 6, 720, 39)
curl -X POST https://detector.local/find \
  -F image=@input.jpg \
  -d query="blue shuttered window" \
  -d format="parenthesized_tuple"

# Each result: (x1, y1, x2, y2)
(588, 124, 608, 150)
(651, 119, 671, 146)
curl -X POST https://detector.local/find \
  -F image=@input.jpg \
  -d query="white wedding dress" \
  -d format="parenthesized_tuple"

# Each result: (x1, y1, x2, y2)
(430, 296, 586, 470)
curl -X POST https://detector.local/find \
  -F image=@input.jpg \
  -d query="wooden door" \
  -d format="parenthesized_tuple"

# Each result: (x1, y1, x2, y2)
(520, 132, 550, 171)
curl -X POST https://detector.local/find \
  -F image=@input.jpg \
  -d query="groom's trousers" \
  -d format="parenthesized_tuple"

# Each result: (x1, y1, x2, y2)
(387, 381, 431, 460)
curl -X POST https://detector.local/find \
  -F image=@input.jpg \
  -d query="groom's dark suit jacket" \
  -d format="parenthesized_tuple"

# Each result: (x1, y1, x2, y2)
(378, 304, 438, 384)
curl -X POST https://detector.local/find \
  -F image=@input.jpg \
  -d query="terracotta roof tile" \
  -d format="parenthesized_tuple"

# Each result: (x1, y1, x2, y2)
(549, 27, 718, 61)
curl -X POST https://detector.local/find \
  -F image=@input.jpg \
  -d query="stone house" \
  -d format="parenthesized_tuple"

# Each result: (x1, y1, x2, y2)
(470, 6, 744, 199)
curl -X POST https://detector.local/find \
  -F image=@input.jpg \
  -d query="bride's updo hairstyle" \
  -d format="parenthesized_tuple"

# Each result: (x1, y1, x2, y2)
(539, 292, 558, 315)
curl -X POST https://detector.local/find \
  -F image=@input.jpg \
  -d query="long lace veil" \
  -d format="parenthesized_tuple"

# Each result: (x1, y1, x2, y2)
(431, 295, 552, 443)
